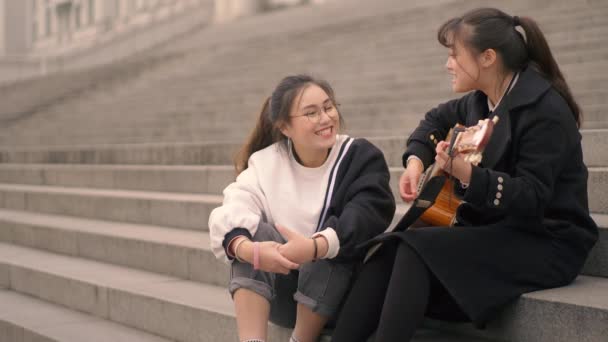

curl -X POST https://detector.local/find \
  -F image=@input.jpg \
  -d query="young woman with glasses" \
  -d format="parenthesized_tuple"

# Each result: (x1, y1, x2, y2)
(208, 75, 396, 342)
(331, 8, 598, 342)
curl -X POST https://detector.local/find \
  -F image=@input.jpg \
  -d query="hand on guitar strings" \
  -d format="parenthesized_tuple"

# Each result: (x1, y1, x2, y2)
(399, 157, 424, 203)
(435, 141, 473, 185)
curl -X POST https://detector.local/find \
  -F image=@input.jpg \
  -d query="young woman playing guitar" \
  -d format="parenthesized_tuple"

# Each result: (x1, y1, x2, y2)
(331, 8, 598, 342)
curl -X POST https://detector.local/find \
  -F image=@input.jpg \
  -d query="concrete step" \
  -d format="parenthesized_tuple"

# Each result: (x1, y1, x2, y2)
(584, 213, 608, 278)
(0, 205, 605, 290)
(181, 47, 607, 92)
(0, 164, 235, 195)
(6, 63, 604, 121)
(0, 141, 242, 164)
(158, 0, 608, 57)
(0, 293, 489, 342)
(140, 46, 606, 97)
(3, 98, 602, 148)
(0, 242, 245, 342)
(1, 69, 605, 147)
(369, 131, 608, 168)
(173, 5, 608, 63)
(70, 78, 600, 123)
(6, 108, 603, 149)
(1, 130, 607, 166)
(4, 285, 489, 342)
(0, 209, 226, 287)
(3, 161, 604, 215)
(176, 50, 607, 91)
(0, 290, 172, 342)
(588, 167, 608, 214)
(0, 242, 604, 342)
(14, 90, 598, 138)
(0, 184, 220, 231)
(1, 13, 605, 147)
(424, 275, 608, 342)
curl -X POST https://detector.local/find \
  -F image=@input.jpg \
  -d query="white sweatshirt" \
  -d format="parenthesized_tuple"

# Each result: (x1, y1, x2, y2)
(209, 135, 352, 262)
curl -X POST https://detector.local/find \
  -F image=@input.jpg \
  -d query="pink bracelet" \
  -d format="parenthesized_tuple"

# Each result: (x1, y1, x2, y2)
(253, 242, 260, 270)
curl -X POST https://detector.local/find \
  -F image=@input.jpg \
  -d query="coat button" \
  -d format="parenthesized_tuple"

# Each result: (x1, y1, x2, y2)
(496, 192, 502, 199)
(497, 184, 504, 191)
(498, 176, 504, 183)
(494, 199, 500, 206)
(430, 134, 435, 140)
(433, 139, 438, 144)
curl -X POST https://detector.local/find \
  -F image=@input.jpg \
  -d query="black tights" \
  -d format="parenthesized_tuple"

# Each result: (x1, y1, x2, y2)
(332, 241, 431, 342)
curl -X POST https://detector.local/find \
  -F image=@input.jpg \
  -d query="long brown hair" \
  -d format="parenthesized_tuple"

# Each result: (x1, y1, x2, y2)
(438, 8, 581, 127)
(235, 75, 343, 174)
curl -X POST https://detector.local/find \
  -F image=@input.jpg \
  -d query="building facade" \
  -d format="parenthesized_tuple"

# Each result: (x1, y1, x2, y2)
(0, 0, 208, 57)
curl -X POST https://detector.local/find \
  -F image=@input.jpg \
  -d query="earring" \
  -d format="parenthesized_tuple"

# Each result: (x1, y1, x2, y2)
(287, 137, 293, 158)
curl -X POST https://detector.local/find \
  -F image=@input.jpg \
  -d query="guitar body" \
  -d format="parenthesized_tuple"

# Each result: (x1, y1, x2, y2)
(419, 177, 461, 226)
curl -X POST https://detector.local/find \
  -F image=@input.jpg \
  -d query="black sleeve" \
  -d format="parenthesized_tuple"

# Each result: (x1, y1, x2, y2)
(322, 140, 396, 261)
(402, 96, 470, 169)
(464, 115, 569, 222)
(222, 228, 253, 260)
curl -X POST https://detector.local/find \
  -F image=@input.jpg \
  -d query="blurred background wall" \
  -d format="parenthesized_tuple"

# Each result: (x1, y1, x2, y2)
(0, 0, 219, 84)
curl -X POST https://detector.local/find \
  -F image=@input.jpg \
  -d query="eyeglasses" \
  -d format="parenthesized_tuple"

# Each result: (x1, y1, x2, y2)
(290, 103, 340, 124)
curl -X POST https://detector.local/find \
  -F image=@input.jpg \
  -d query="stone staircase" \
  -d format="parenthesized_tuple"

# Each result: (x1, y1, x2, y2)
(1, 0, 608, 146)
(0, 0, 607, 341)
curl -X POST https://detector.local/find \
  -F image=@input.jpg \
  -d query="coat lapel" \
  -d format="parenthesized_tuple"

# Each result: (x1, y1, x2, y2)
(477, 67, 552, 169)
(481, 104, 511, 169)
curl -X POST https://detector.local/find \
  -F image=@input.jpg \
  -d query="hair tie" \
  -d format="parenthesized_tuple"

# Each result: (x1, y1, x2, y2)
(512, 16, 527, 44)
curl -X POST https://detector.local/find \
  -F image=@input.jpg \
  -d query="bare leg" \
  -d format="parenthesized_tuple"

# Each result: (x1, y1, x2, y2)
(292, 303, 329, 342)
(234, 288, 271, 341)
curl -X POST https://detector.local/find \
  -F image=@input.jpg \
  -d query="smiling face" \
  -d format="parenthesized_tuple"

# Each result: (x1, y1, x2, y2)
(280, 84, 340, 165)
(445, 39, 483, 93)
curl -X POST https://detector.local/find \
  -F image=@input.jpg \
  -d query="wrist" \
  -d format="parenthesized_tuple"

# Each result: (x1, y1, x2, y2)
(239, 240, 254, 264)
(311, 238, 318, 261)
(406, 156, 424, 171)
(459, 163, 473, 184)
(313, 236, 329, 259)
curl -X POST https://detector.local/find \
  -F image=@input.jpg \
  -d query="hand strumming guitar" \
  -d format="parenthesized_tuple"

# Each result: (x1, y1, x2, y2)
(435, 141, 473, 185)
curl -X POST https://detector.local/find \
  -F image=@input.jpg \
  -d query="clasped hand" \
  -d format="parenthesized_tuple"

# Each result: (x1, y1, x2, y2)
(245, 224, 327, 275)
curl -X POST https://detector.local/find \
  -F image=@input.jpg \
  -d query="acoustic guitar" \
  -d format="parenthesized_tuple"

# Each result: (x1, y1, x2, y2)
(416, 116, 499, 227)
(358, 116, 500, 258)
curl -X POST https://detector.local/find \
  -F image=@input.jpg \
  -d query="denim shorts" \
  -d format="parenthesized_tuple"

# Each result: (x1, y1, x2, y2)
(229, 222, 355, 328)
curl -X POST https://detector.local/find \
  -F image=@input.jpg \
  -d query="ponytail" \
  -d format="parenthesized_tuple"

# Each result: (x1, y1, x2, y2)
(234, 97, 284, 174)
(518, 16, 582, 127)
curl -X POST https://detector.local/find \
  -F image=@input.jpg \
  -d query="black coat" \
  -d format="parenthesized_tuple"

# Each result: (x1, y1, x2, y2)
(320, 138, 397, 261)
(391, 66, 598, 326)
